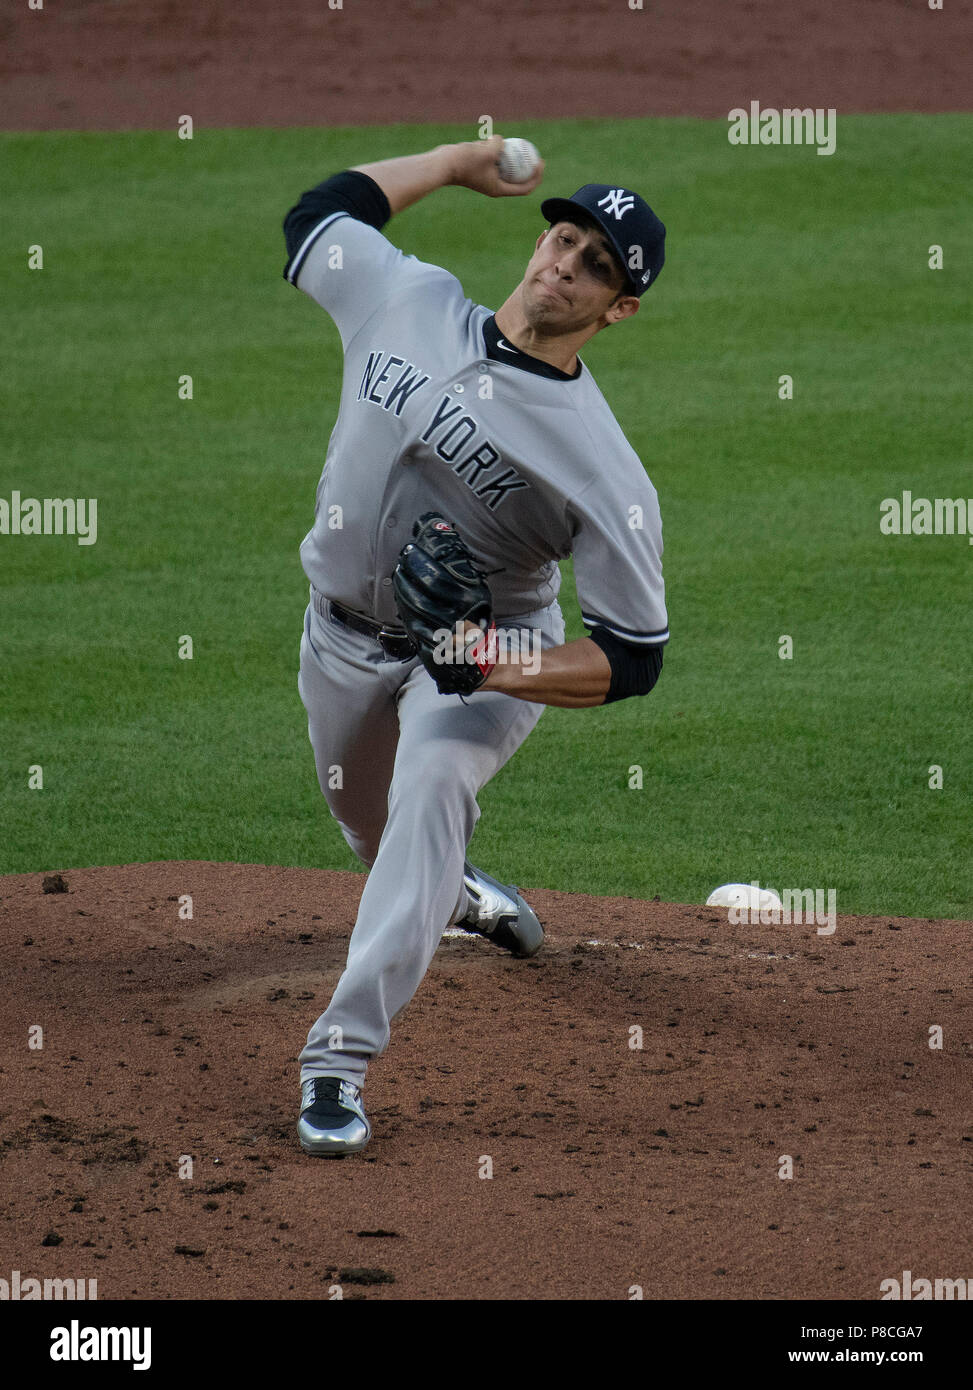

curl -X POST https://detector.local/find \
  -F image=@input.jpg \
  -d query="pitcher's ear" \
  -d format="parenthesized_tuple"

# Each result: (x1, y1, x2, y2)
(606, 296, 640, 326)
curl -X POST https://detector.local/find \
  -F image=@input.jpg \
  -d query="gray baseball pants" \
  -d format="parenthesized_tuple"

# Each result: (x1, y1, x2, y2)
(297, 585, 565, 1090)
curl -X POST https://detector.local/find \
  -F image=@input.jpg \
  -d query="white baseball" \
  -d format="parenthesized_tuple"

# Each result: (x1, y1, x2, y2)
(497, 137, 541, 184)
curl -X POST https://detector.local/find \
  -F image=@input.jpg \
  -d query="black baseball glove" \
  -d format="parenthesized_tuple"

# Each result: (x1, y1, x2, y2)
(392, 512, 498, 696)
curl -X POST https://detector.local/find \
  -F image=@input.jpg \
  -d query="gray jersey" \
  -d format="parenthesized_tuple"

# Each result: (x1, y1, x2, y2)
(287, 213, 668, 648)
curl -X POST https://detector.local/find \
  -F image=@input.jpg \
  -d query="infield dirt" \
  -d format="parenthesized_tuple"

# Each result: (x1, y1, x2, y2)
(2, 862, 971, 1300)
(2, 0, 970, 131)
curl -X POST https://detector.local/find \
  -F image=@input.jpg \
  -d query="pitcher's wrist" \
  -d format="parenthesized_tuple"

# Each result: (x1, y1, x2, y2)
(436, 142, 463, 187)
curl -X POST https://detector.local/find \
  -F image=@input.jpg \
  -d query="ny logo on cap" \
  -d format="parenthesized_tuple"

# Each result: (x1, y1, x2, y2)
(598, 188, 636, 220)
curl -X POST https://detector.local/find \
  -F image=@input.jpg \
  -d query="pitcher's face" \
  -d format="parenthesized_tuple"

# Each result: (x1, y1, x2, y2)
(520, 221, 632, 334)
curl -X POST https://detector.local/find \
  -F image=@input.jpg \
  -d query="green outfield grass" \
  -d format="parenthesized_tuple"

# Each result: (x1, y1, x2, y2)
(2, 116, 971, 917)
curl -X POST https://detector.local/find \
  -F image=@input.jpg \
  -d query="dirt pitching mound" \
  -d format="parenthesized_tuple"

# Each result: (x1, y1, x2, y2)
(1, 861, 969, 1300)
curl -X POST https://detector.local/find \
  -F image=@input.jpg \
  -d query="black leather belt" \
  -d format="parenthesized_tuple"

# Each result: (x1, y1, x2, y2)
(324, 595, 416, 661)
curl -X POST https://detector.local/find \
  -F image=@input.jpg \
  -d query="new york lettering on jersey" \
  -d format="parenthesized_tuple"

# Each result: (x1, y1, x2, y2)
(356, 348, 531, 512)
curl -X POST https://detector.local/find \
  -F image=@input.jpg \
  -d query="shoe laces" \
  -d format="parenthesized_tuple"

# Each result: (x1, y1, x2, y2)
(304, 1076, 346, 1115)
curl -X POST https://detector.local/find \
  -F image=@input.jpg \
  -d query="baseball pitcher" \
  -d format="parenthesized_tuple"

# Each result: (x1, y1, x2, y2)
(282, 135, 669, 1155)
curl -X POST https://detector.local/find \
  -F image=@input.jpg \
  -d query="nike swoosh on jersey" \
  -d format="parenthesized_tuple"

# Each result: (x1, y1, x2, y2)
(497, 338, 518, 352)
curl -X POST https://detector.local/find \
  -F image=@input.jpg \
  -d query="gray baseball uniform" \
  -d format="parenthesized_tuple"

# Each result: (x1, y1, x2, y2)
(284, 173, 668, 1090)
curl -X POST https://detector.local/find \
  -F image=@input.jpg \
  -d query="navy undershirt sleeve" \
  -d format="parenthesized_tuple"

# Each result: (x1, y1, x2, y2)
(587, 625, 664, 704)
(283, 171, 392, 262)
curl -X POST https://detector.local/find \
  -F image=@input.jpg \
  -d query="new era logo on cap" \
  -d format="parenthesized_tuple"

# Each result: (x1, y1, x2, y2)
(540, 182, 666, 297)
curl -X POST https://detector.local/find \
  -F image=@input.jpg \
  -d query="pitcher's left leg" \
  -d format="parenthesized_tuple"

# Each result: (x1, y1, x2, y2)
(298, 606, 564, 1095)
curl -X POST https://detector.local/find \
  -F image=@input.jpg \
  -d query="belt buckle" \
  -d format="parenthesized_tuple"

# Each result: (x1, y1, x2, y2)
(377, 625, 412, 660)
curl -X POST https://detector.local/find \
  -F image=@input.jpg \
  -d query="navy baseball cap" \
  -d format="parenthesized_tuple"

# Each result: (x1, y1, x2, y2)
(540, 184, 666, 296)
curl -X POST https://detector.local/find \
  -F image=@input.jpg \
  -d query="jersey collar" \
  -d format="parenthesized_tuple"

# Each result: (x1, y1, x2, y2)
(482, 315, 582, 382)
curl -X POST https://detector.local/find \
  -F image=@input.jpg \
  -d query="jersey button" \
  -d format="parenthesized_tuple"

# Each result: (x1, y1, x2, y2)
(386, 517, 396, 528)
(453, 383, 464, 393)
(381, 577, 392, 587)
